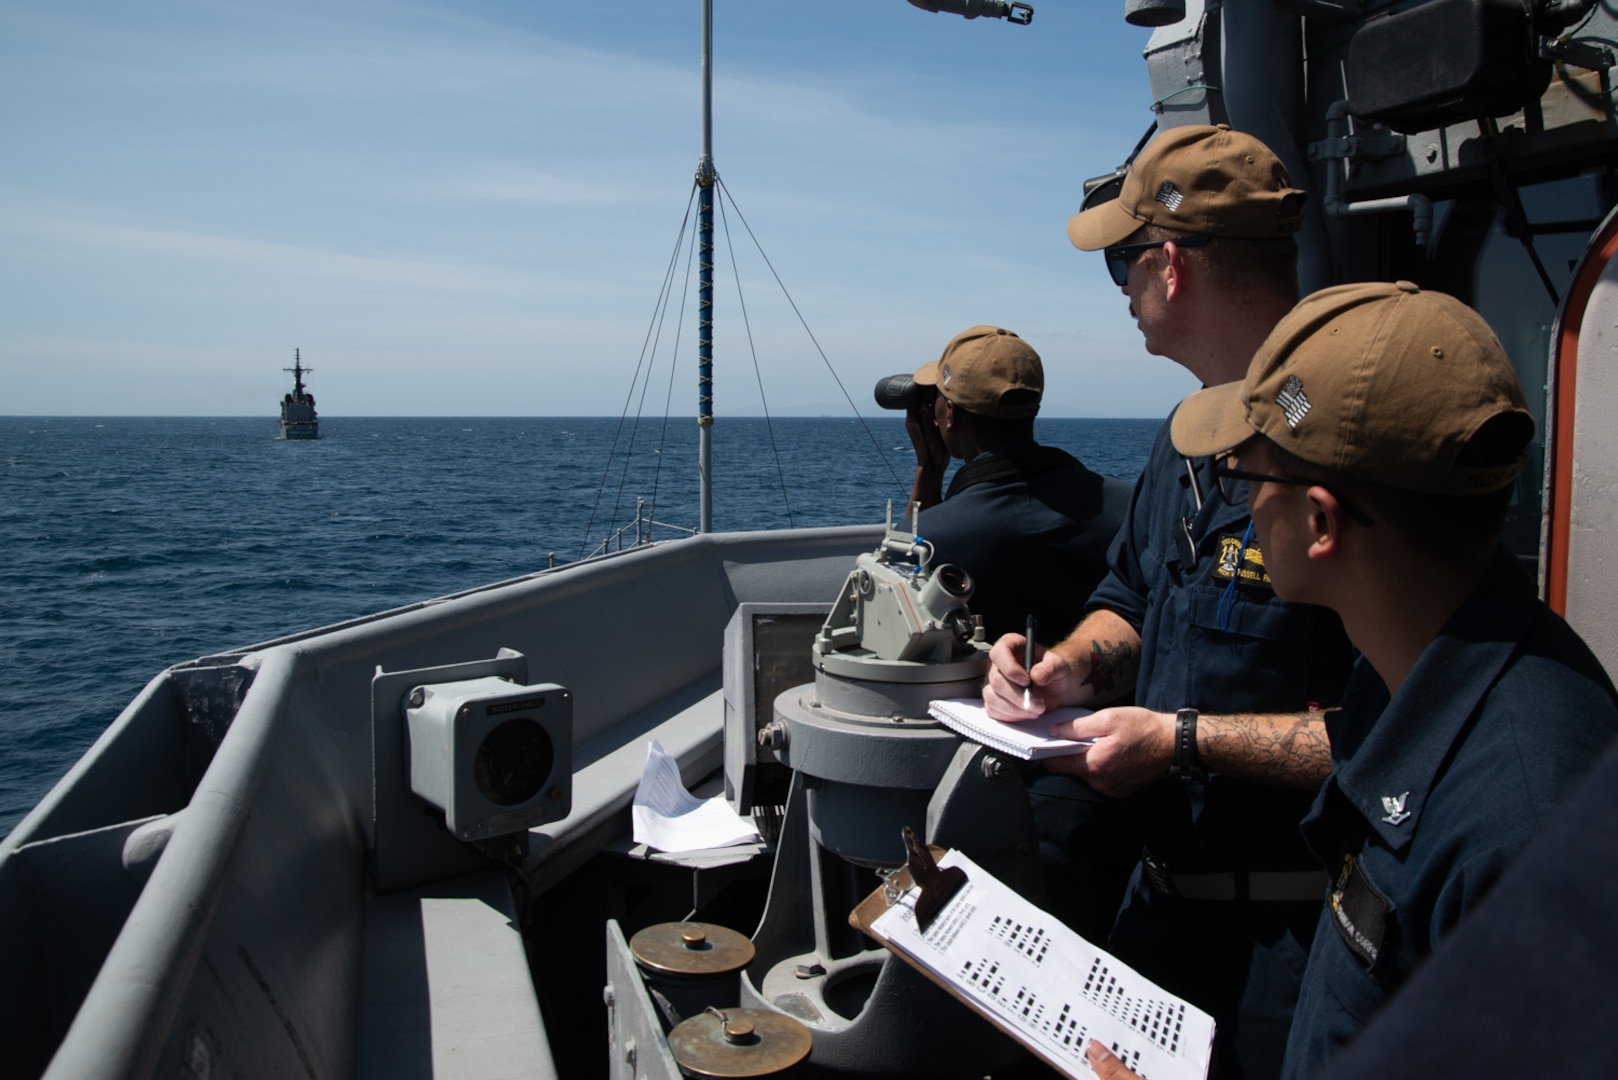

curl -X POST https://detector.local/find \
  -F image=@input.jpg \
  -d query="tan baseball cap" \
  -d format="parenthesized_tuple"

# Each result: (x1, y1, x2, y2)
(913, 326, 1043, 419)
(1068, 124, 1307, 251)
(1171, 281, 1533, 495)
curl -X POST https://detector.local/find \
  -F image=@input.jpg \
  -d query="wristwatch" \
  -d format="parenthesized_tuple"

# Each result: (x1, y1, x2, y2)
(1169, 707, 1208, 782)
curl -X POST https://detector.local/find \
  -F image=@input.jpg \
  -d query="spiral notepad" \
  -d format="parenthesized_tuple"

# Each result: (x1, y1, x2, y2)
(928, 699, 1096, 760)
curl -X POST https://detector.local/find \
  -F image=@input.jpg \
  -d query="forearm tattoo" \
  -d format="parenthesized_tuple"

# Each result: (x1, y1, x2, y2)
(1081, 639, 1135, 698)
(1201, 711, 1333, 788)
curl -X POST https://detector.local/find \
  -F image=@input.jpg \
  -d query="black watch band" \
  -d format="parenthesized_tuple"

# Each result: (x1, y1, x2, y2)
(1170, 707, 1208, 782)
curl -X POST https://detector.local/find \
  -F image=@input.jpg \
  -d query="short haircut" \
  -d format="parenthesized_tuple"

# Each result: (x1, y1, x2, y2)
(1142, 224, 1300, 305)
(951, 404, 1037, 449)
(1264, 411, 1530, 558)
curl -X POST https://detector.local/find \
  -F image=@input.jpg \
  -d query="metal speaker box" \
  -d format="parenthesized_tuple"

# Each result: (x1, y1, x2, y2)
(403, 675, 572, 840)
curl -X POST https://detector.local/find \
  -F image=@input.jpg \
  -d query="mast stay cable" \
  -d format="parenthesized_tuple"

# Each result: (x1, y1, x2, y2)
(715, 176, 908, 496)
(647, 200, 703, 532)
(577, 187, 698, 560)
(716, 182, 795, 527)
(579, 0, 908, 560)
(580, 174, 919, 560)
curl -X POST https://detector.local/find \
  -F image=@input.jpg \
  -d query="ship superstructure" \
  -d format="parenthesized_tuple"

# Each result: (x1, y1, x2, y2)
(279, 349, 318, 440)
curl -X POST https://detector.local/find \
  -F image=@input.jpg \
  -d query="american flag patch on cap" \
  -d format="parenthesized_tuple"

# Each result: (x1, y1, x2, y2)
(1277, 375, 1312, 429)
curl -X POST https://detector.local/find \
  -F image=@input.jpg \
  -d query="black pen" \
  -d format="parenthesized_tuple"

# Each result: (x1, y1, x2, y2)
(1023, 614, 1036, 710)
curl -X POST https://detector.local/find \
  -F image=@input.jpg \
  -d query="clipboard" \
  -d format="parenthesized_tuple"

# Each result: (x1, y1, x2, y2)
(850, 828, 1215, 1080)
(850, 827, 965, 936)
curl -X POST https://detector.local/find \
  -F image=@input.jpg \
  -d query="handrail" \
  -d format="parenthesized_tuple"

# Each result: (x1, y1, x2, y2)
(581, 498, 697, 560)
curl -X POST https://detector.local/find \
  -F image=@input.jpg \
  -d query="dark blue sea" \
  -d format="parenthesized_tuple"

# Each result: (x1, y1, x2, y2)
(0, 415, 1157, 836)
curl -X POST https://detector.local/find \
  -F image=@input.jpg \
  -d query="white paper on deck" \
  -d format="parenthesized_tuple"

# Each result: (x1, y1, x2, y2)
(872, 848, 1215, 1080)
(631, 739, 759, 853)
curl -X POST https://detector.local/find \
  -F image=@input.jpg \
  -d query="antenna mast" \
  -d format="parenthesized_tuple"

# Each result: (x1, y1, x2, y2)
(284, 348, 313, 397)
(697, 0, 715, 533)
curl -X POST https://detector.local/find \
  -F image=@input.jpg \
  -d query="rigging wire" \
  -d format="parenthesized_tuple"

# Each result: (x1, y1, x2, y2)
(648, 191, 703, 532)
(577, 187, 697, 560)
(610, 197, 698, 549)
(716, 179, 795, 527)
(715, 176, 909, 496)
(584, 172, 913, 558)
(586, 228, 685, 556)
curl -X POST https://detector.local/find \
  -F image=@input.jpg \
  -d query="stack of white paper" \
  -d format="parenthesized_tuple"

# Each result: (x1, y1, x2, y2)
(630, 740, 759, 853)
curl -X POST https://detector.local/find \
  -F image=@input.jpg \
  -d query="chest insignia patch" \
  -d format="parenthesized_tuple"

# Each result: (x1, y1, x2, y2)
(1211, 533, 1273, 589)
(1381, 792, 1412, 826)
(1330, 854, 1390, 972)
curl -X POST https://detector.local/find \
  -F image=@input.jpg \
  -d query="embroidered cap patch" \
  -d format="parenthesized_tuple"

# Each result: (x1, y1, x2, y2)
(1277, 374, 1312, 430)
(940, 362, 952, 388)
(1155, 181, 1184, 213)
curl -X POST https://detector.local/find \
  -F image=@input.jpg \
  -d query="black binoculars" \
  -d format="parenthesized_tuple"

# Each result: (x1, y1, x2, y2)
(873, 374, 936, 411)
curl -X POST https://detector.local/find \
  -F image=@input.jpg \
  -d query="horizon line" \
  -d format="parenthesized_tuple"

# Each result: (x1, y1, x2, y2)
(0, 413, 1164, 422)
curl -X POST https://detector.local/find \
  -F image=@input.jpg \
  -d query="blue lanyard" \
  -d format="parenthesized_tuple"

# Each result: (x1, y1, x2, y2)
(1217, 521, 1256, 634)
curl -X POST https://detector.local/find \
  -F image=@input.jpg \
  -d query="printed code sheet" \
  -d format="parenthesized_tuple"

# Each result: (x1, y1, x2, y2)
(872, 850, 1215, 1080)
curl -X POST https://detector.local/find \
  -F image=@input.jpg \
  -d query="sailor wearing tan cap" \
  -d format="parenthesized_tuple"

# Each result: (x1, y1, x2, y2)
(1158, 281, 1618, 1078)
(982, 125, 1357, 1079)
(902, 325, 1131, 645)
(903, 325, 1139, 940)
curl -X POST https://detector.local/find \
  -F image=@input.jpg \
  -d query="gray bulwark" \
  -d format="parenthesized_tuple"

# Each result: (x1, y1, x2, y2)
(0, 526, 875, 1080)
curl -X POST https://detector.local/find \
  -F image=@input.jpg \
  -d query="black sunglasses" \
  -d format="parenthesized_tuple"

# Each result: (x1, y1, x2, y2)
(1103, 234, 1212, 287)
(1212, 458, 1376, 527)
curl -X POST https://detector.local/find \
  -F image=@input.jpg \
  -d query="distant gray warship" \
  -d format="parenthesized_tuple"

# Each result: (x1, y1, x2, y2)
(279, 349, 318, 440)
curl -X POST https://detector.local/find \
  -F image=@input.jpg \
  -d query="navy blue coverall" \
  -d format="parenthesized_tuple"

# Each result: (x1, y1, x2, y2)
(1282, 546, 1618, 1077)
(918, 439, 1139, 941)
(1087, 416, 1356, 1080)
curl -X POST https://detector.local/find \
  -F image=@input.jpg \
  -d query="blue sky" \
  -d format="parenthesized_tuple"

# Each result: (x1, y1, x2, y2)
(0, 0, 1200, 417)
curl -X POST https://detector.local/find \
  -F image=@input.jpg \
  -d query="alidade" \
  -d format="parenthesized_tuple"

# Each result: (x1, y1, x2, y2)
(809, 502, 988, 718)
(732, 504, 1040, 1076)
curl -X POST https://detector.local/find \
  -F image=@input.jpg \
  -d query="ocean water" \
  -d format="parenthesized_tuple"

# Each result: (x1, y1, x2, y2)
(0, 414, 1157, 836)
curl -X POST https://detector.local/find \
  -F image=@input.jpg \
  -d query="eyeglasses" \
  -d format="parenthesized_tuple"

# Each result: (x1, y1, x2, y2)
(1103, 234, 1212, 287)
(1212, 457, 1375, 527)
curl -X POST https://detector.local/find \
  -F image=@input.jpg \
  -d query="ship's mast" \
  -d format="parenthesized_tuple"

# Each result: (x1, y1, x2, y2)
(696, 0, 715, 534)
(284, 348, 312, 399)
